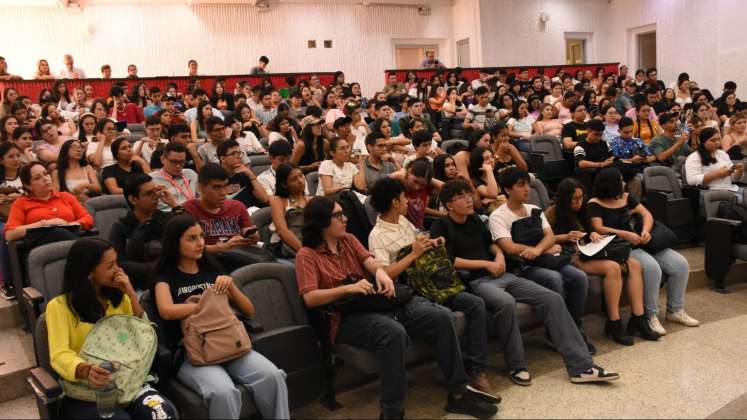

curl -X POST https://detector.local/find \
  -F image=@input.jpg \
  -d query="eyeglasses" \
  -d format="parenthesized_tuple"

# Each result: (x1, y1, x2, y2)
(331, 211, 345, 221)
(166, 158, 186, 166)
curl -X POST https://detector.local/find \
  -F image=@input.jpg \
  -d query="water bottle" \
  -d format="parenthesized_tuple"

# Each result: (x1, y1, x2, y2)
(96, 361, 118, 419)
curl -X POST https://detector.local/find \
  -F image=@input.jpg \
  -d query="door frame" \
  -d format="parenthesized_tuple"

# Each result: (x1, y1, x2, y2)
(627, 23, 657, 71)
(391, 38, 449, 69)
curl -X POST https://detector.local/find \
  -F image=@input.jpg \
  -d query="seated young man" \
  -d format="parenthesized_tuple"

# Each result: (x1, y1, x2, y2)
(150, 142, 199, 211)
(402, 129, 434, 169)
(295, 196, 499, 420)
(488, 168, 594, 352)
(390, 157, 445, 230)
(574, 119, 615, 190)
(608, 117, 654, 200)
(198, 116, 251, 165)
(367, 177, 495, 396)
(216, 139, 269, 208)
(363, 132, 397, 192)
(183, 163, 262, 272)
(111, 174, 183, 289)
(430, 179, 619, 385)
(256, 139, 311, 196)
(150, 124, 202, 172)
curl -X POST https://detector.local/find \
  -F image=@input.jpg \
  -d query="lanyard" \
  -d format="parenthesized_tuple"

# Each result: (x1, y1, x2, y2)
(160, 170, 194, 201)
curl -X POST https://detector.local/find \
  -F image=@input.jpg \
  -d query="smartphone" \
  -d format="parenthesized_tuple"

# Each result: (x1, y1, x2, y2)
(244, 227, 258, 238)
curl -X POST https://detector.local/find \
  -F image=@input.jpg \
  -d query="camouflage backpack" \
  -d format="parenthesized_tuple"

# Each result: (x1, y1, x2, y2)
(396, 244, 464, 304)
(63, 314, 158, 404)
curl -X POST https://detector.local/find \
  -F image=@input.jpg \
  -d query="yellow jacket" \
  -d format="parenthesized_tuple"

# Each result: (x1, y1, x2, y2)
(46, 294, 134, 382)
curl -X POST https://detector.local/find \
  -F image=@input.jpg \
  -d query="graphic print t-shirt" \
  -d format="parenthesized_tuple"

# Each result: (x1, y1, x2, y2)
(183, 198, 252, 245)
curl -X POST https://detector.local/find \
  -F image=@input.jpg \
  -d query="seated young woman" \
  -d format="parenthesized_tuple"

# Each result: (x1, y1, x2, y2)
(291, 118, 328, 174)
(0, 142, 23, 298)
(454, 128, 491, 179)
(46, 238, 177, 419)
(269, 163, 310, 260)
(546, 177, 660, 345)
(685, 127, 746, 203)
(316, 137, 366, 197)
(153, 214, 289, 420)
(468, 146, 503, 213)
(53, 139, 102, 203)
(103, 138, 150, 195)
(490, 122, 528, 173)
(533, 103, 563, 138)
(5, 162, 93, 244)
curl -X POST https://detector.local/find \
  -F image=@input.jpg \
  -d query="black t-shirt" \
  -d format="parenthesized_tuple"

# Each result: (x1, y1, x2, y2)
(102, 162, 144, 193)
(150, 148, 197, 172)
(227, 172, 260, 208)
(156, 267, 224, 304)
(574, 140, 612, 165)
(586, 195, 639, 232)
(430, 214, 493, 280)
(561, 121, 588, 144)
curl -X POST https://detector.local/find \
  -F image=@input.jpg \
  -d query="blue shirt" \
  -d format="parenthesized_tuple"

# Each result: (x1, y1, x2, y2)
(608, 136, 652, 159)
(143, 104, 162, 118)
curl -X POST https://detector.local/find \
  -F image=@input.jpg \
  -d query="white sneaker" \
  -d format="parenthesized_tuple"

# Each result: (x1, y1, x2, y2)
(666, 310, 700, 327)
(648, 315, 667, 336)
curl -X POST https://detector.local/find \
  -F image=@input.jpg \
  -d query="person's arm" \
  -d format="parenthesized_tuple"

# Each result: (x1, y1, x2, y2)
(296, 251, 373, 308)
(507, 119, 524, 139)
(132, 156, 150, 174)
(190, 120, 199, 141)
(588, 214, 640, 245)
(654, 132, 688, 163)
(52, 169, 61, 192)
(46, 299, 92, 383)
(352, 161, 367, 192)
(225, 277, 255, 317)
(319, 174, 343, 196)
(506, 143, 529, 171)
(84, 166, 102, 194)
(37, 147, 58, 164)
(270, 197, 303, 252)
(533, 120, 544, 135)
(65, 193, 94, 229)
(562, 136, 577, 150)
(153, 281, 198, 321)
(88, 138, 105, 169)
(103, 176, 122, 194)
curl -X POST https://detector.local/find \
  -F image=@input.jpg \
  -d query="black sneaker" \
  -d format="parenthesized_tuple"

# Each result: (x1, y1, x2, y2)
(570, 366, 620, 384)
(0, 283, 16, 301)
(446, 390, 498, 419)
(465, 384, 501, 404)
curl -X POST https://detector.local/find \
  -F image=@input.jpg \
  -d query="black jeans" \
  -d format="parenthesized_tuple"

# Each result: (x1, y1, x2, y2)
(335, 296, 469, 418)
(60, 387, 177, 419)
(443, 292, 488, 375)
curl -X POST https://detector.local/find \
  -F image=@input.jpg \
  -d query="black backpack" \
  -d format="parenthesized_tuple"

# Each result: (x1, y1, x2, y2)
(336, 190, 373, 246)
(716, 201, 747, 243)
(508, 207, 570, 271)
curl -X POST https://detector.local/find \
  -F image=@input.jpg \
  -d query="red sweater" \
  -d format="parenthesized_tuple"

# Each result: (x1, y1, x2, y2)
(4, 192, 94, 234)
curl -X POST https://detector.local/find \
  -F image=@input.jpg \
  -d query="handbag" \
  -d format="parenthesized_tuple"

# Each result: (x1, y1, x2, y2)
(331, 275, 414, 315)
(631, 215, 678, 254)
(578, 236, 631, 264)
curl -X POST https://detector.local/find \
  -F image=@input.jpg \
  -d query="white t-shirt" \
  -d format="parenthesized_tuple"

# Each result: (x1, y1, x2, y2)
(317, 160, 358, 196)
(237, 131, 265, 154)
(488, 203, 550, 242)
(507, 115, 536, 136)
(350, 126, 369, 156)
(135, 138, 168, 163)
(86, 141, 115, 168)
(268, 131, 290, 145)
(684, 149, 738, 191)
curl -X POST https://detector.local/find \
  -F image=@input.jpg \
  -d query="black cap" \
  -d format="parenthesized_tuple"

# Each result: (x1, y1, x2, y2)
(333, 116, 352, 129)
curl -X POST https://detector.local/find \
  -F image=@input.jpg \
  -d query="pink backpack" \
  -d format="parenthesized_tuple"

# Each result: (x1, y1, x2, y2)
(181, 287, 252, 365)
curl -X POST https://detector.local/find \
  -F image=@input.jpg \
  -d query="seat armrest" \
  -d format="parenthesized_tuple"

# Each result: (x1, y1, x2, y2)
(708, 217, 742, 227)
(81, 228, 99, 237)
(252, 325, 322, 371)
(22, 287, 44, 305)
(28, 367, 62, 400)
(236, 312, 265, 333)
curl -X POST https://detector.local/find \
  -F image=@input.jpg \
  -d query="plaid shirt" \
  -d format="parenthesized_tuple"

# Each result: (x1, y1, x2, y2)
(295, 233, 373, 340)
(608, 136, 652, 159)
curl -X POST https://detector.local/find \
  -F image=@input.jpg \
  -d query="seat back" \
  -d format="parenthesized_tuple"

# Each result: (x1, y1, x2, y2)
(84, 195, 129, 240)
(248, 154, 271, 167)
(251, 206, 273, 247)
(528, 177, 551, 210)
(28, 240, 76, 312)
(117, 134, 143, 144)
(33, 313, 54, 372)
(231, 263, 308, 329)
(441, 139, 468, 155)
(703, 190, 737, 219)
(529, 135, 563, 161)
(252, 164, 271, 178)
(127, 123, 145, 134)
(643, 166, 683, 198)
(306, 171, 319, 197)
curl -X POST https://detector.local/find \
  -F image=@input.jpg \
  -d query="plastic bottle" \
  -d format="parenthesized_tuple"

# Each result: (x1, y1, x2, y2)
(96, 361, 118, 419)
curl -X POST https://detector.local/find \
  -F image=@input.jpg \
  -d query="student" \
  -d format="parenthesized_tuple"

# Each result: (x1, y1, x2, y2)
(153, 215, 289, 419)
(103, 138, 148, 194)
(291, 118, 327, 174)
(650, 112, 697, 172)
(53, 139, 102, 203)
(362, 132, 398, 191)
(561, 102, 588, 151)
(462, 86, 498, 131)
(455, 129, 491, 180)
(402, 130, 434, 168)
(199, 116, 246, 166)
(390, 157, 445, 230)
(150, 124, 202, 172)
(545, 178, 660, 345)
(183, 164, 261, 273)
(295, 196, 499, 419)
(489, 168, 594, 350)
(87, 118, 118, 170)
(468, 146, 503, 212)
(268, 163, 310, 260)
(685, 127, 746, 203)
(0, 143, 23, 298)
(135, 115, 168, 164)
(216, 139, 268, 208)
(574, 120, 615, 189)
(368, 177, 496, 395)
(608, 117, 654, 200)
(316, 137, 366, 196)
(47, 238, 177, 419)
(10, 127, 37, 164)
(430, 179, 619, 384)
(36, 118, 67, 166)
(587, 169, 699, 335)
(150, 142, 199, 211)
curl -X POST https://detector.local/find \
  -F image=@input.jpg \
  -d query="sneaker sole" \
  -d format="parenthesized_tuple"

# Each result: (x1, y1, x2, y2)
(465, 385, 502, 404)
(570, 374, 620, 384)
(509, 376, 532, 386)
(665, 317, 700, 327)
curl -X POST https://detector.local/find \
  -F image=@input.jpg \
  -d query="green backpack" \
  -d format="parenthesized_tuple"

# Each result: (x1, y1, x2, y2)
(396, 244, 465, 304)
(63, 314, 158, 404)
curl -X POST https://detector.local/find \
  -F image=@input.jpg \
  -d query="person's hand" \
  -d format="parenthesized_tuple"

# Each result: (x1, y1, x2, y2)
(431, 236, 446, 247)
(621, 231, 642, 245)
(568, 231, 585, 241)
(242, 121, 254, 129)
(481, 162, 493, 173)
(186, 142, 199, 155)
(640, 230, 652, 244)
(222, 235, 252, 250)
(484, 260, 505, 277)
(589, 232, 603, 242)
(346, 278, 374, 295)
(411, 235, 433, 257)
(308, 161, 321, 170)
(213, 275, 234, 295)
(496, 142, 511, 155)
(375, 269, 395, 298)
(111, 267, 134, 294)
(545, 244, 562, 254)
(7, 192, 21, 200)
(381, 152, 393, 162)
(631, 155, 644, 163)
(44, 218, 69, 227)
(519, 247, 541, 260)
(156, 186, 178, 208)
(234, 165, 253, 177)
(718, 166, 733, 178)
(87, 364, 113, 389)
(243, 231, 259, 245)
(70, 184, 86, 195)
(602, 157, 616, 167)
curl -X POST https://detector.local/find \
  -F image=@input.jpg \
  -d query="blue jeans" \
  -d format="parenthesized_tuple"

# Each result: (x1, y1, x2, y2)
(520, 264, 589, 325)
(178, 350, 289, 419)
(630, 248, 689, 316)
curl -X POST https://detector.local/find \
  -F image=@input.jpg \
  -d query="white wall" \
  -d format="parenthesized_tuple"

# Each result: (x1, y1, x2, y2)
(477, 0, 610, 68)
(451, 0, 482, 67)
(0, 2, 454, 95)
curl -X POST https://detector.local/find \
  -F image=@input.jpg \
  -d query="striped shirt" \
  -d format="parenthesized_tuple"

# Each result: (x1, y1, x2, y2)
(368, 215, 417, 265)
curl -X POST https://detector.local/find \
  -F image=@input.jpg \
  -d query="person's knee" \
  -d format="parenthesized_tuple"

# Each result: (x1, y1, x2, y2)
(375, 321, 409, 351)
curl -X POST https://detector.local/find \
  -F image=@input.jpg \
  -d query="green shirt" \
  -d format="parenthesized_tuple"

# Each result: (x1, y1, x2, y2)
(649, 134, 690, 166)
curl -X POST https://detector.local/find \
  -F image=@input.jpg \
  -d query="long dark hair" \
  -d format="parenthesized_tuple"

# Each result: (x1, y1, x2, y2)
(0, 115, 19, 142)
(52, 80, 71, 104)
(130, 82, 148, 108)
(697, 127, 720, 166)
(433, 154, 455, 182)
(56, 140, 88, 193)
(468, 129, 489, 151)
(301, 123, 325, 164)
(592, 168, 624, 199)
(554, 177, 586, 234)
(468, 146, 489, 180)
(195, 100, 212, 132)
(62, 238, 123, 324)
(77, 113, 96, 143)
(275, 163, 297, 199)
(156, 214, 219, 276)
(0, 142, 21, 181)
(301, 196, 335, 248)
